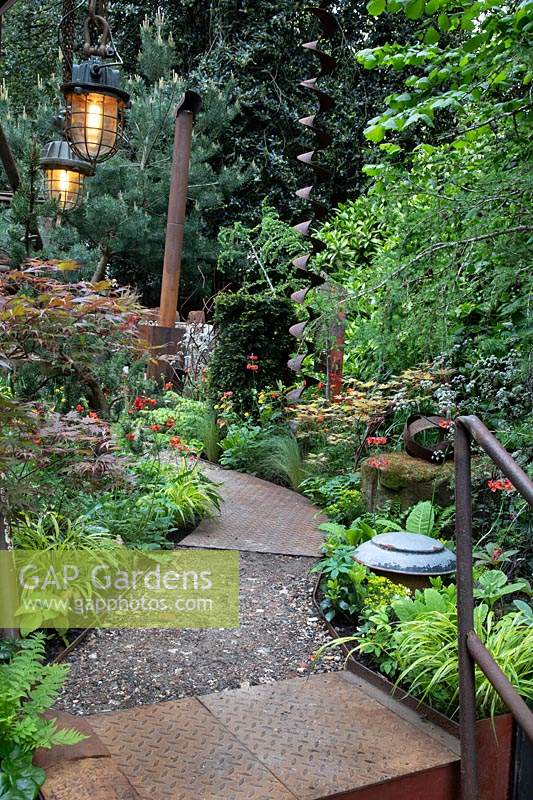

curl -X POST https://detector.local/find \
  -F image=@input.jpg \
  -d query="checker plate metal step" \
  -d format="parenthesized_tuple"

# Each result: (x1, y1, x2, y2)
(177, 464, 326, 557)
(41, 673, 460, 800)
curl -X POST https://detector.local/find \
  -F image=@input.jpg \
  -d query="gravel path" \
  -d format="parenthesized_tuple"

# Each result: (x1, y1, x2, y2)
(57, 552, 343, 715)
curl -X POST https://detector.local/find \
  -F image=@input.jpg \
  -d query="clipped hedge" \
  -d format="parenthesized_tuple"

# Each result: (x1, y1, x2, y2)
(208, 290, 294, 411)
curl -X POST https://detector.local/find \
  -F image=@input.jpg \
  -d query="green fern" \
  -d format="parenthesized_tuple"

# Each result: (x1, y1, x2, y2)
(0, 633, 86, 753)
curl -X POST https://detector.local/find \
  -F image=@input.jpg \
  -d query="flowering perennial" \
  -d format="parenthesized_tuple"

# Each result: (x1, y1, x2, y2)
(366, 436, 388, 446)
(487, 478, 515, 493)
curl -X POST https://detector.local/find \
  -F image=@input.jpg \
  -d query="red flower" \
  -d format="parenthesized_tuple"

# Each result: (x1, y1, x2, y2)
(125, 433, 135, 441)
(366, 436, 388, 446)
(246, 363, 259, 372)
(222, 391, 233, 398)
(488, 478, 515, 493)
(438, 419, 453, 429)
(165, 418, 175, 428)
(88, 411, 99, 420)
(146, 398, 157, 407)
(164, 382, 173, 391)
(75, 404, 84, 413)
(247, 354, 259, 361)
(149, 424, 162, 432)
(368, 456, 390, 470)
(134, 396, 145, 411)
(491, 547, 503, 562)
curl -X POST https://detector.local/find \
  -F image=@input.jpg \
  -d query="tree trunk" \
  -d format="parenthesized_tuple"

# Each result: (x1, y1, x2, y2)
(82, 374, 110, 416)
(91, 250, 110, 284)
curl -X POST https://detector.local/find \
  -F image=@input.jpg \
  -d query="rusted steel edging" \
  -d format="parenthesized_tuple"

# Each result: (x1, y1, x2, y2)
(457, 415, 533, 505)
(467, 632, 533, 743)
(311, 573, 460, 738)
(52, 628, 91, 664)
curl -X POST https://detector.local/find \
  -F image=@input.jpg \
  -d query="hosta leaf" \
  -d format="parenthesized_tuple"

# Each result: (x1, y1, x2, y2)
(405, 501, 435, 535)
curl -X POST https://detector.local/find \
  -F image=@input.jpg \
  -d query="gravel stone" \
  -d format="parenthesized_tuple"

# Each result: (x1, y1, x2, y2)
(57, 551, 342, 715)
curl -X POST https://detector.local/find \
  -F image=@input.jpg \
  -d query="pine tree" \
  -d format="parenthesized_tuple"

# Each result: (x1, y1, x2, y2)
(1, 15, 248, 313)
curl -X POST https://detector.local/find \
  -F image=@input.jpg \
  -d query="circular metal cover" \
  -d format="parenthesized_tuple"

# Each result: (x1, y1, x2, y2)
(354, 532, 456, 576)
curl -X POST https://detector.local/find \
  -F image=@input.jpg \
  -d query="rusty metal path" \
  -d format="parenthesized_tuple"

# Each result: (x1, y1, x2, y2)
(178, 464, 326, 557)
(41, 672, 459, 800)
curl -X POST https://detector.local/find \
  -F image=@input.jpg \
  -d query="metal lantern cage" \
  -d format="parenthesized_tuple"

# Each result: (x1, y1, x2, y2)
(62, 59, 129, 165)
(40, 140, 94, 212)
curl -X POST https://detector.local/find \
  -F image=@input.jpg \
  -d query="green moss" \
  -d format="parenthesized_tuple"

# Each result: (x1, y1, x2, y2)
(362, 452, 454, 487)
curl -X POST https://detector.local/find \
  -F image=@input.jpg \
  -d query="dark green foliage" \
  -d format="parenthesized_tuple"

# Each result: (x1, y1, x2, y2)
(0, 744, 46, 800)
(208, 290, 294, 411)
(58, 460, 221, 550)
(217, 201, 303, 291)
(0, 0, 59, 111)
(300, 473, 363, 524)
(107, 1, 418, 220)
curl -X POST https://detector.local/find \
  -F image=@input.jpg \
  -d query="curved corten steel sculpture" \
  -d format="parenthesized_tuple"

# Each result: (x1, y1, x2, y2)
(403, 414, 454, 463)
(287, 1, 338, 403)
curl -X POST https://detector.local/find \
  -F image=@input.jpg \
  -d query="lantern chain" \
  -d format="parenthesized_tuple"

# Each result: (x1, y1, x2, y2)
(84, 0, 113, 59)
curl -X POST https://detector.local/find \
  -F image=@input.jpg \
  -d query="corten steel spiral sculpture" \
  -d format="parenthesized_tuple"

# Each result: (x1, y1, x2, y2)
(287, 1, 342, 403)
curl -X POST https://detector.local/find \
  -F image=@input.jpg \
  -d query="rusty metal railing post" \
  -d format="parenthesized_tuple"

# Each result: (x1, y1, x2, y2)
(455, 420, 479, 800)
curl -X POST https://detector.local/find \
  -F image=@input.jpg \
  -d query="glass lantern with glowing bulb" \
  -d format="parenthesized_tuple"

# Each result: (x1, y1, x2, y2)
(40, 140, 94, 212)
(62, 59, 130, 165)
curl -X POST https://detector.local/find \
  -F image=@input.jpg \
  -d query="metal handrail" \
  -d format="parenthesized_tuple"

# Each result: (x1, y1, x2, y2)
(455, 415, 533, 800)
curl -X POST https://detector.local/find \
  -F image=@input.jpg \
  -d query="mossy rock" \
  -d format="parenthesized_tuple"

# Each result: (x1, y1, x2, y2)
(361, 451, 454, 512)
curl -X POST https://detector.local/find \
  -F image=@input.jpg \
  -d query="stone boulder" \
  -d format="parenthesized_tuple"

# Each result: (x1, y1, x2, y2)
(361, 451, 454, 512)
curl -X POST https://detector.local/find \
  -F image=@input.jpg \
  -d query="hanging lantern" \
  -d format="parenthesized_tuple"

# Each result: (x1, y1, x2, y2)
(40, 140, 94, 212)
(62, 59, 129, 165)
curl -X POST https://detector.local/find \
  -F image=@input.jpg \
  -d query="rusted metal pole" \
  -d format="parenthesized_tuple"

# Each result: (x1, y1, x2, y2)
(158, 91, 202, 328)
(467, 632, 533, 743)
(328, 308, 345, 398)
(455, 420, 479, 800)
